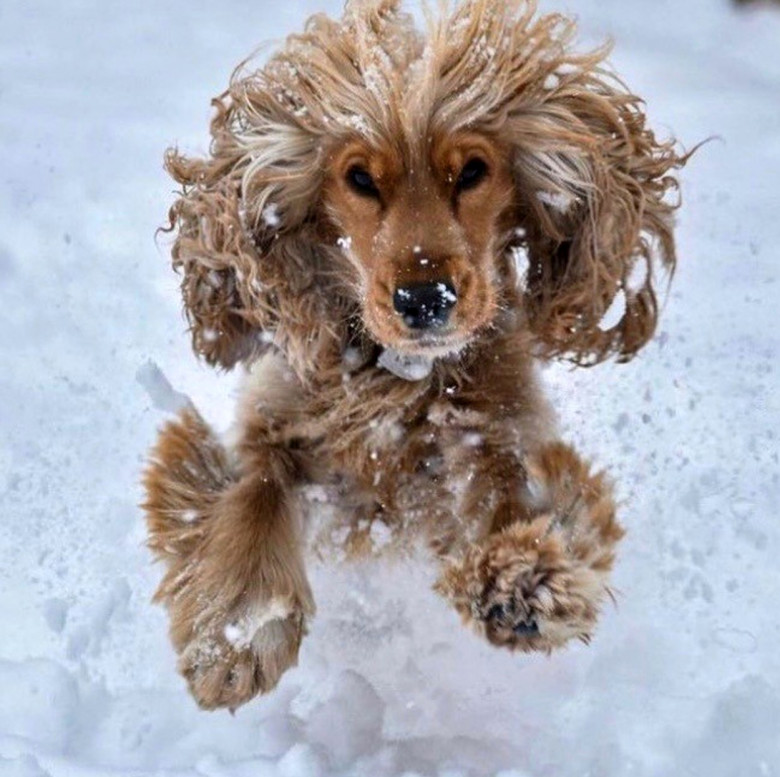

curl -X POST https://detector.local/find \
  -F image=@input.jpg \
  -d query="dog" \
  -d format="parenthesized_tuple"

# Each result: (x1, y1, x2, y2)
(144, 0, 687, 710)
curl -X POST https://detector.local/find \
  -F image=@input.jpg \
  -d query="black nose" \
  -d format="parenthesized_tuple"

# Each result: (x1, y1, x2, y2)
(393, 280, 457, 330)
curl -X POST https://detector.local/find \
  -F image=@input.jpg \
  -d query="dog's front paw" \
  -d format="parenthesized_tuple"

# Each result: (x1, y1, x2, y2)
(178, 596, 309, 711)
(436, 516, 616, 652)
(156, 550, 315, 711)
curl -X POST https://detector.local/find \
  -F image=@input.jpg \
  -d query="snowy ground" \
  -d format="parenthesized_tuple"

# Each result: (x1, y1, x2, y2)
(1, 1, 779, 775)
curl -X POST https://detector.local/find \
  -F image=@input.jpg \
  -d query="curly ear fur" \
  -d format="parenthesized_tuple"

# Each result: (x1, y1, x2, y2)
(423, 0, 689, 364)
(163, 84, 340, 372)
(509, 62, 687, 364)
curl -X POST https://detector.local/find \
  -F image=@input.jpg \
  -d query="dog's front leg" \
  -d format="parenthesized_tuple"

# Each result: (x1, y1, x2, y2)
(144, 407, 314, 710)
(435, 441, 624, 653)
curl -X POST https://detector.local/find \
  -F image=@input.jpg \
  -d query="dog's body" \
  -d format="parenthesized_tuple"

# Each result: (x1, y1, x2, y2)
(144, 0, 686, 710)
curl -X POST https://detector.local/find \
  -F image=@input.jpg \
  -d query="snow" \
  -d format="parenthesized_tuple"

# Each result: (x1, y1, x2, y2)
(224, 599, 295, 650)
(263, 204, 282, 229)
(435, 282, 457, 305)
(369, 520, 394, 550)
(536, 190, 575, 212)
(1, 1, 779, 776)
(180, 509, 199, 524)
(462, 433, 483, 448)
(599, 288, 626, 331)
(136, 359, 192, 414)
(342, 347, 364, 370)
(509, 245, 530, 290)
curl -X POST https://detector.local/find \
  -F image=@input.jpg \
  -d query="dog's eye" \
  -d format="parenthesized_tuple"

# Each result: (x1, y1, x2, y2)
(346, 166, 380, 198)
(456, 158, 489, 192)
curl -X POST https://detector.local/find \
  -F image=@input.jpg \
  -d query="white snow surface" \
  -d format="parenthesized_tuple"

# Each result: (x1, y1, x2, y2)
(1, 1, 779, 776)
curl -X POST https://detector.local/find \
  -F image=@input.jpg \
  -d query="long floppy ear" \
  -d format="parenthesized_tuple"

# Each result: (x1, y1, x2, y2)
(162, 0, 415, 371)
(510, 55, 688, 364)
(164, 134, 256, 370)
(505, 41, 689, 364)
(163, 81, 330, 370)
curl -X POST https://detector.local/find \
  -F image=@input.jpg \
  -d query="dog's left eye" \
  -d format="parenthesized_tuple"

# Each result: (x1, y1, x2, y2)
(346, 166, 380, 198)
(456, 158, 489, 192)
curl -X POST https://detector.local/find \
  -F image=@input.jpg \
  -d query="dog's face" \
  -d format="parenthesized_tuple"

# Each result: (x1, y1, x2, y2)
(323, 132, 515, 357)
(165, 1, 685, 371)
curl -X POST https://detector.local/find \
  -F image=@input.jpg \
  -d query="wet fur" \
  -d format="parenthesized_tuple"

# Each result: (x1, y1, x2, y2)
(145, 0, 685, 710)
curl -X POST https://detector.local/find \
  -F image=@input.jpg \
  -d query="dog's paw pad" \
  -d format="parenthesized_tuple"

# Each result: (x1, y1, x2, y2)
(484, 602, 540, 637)
(478, 579, 551, 650)
(513, 619, 540, 637)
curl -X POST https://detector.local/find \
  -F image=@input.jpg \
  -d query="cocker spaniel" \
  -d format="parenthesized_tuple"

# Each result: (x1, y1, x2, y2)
(144, 0, 687, 710)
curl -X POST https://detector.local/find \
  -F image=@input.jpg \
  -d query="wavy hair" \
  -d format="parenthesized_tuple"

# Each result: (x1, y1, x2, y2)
(163, 0, 687, 371)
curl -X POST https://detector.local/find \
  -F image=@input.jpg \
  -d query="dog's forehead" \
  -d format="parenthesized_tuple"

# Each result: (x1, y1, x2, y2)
(262, 1, 550, 149)
(352, 10, 509, 142)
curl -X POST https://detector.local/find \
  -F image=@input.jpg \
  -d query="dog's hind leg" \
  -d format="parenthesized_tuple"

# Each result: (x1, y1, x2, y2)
(143, 406, 313, 710)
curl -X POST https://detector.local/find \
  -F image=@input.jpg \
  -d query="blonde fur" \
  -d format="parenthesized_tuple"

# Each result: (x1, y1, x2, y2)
(146, 0, 686, 710)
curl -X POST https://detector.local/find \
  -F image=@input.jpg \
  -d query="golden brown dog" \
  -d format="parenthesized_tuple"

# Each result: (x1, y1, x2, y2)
(144, 0, 687, 710)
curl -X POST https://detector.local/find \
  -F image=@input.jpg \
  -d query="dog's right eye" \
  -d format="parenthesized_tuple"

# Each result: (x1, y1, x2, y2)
(346, 166, 380, 198)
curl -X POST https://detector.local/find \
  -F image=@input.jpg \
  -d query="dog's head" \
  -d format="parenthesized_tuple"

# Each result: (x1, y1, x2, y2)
(166, 0, 687, 371)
